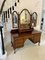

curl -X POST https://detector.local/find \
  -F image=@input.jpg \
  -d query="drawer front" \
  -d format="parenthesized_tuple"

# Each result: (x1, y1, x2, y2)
(14, 37, 23, 44)
(13, 37, 24, 48)
(23, 34, 33, 39)
(15, 43, 23, 48)
(33, 33, 41, 43)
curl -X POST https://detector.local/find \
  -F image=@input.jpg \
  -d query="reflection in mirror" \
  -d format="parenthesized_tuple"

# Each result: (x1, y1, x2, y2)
(12, 11, 18, 28)
(31, 12, 37, 27)
(20, 9, 31, 29)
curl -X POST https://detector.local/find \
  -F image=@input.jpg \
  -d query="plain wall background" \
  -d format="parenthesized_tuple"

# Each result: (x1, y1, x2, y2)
(43, 0, 45, 10)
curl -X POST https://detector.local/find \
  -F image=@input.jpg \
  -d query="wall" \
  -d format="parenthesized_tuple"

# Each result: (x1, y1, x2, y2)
(0, 0, 4, 9)
(43, 0, 45, 10)
(40, 0, 45, 32)
(3, 0, 43, 30)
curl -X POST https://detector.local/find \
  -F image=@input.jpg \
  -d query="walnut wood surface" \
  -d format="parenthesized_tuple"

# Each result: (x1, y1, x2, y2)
(11, 29, 41, 51)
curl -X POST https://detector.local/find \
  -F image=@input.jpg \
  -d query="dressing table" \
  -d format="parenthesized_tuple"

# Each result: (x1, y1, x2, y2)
(10, 9, 41, 52)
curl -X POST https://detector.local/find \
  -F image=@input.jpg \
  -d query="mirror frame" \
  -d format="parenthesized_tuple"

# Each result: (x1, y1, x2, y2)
(31, 12, 37, 27)
(12, 11, 19, 28)
(19, 9, 31, 29)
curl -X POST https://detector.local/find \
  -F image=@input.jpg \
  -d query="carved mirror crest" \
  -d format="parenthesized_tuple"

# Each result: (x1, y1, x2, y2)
(12, 11, 18, 28)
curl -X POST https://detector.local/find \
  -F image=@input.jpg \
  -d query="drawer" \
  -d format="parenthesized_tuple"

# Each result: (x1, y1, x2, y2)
(14, 37, 24, 44)
(15, 43, 23, 48)
(32, 33, 41, 43)
(23, 34, 33, 40)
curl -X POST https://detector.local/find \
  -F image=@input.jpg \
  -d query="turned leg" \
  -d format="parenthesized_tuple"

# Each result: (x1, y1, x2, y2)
(13, 47, 16, 53)
(38, 41, 40, 46)
(14, 50, 16, 53)
(38, 42, 40, 46)
(11, 41, 13, 47)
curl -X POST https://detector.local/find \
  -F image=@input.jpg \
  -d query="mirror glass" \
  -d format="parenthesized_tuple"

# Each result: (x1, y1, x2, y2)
(31, 12, 37, 27)
(12, 11, 18, 28)
(20, 9, 30, 29)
